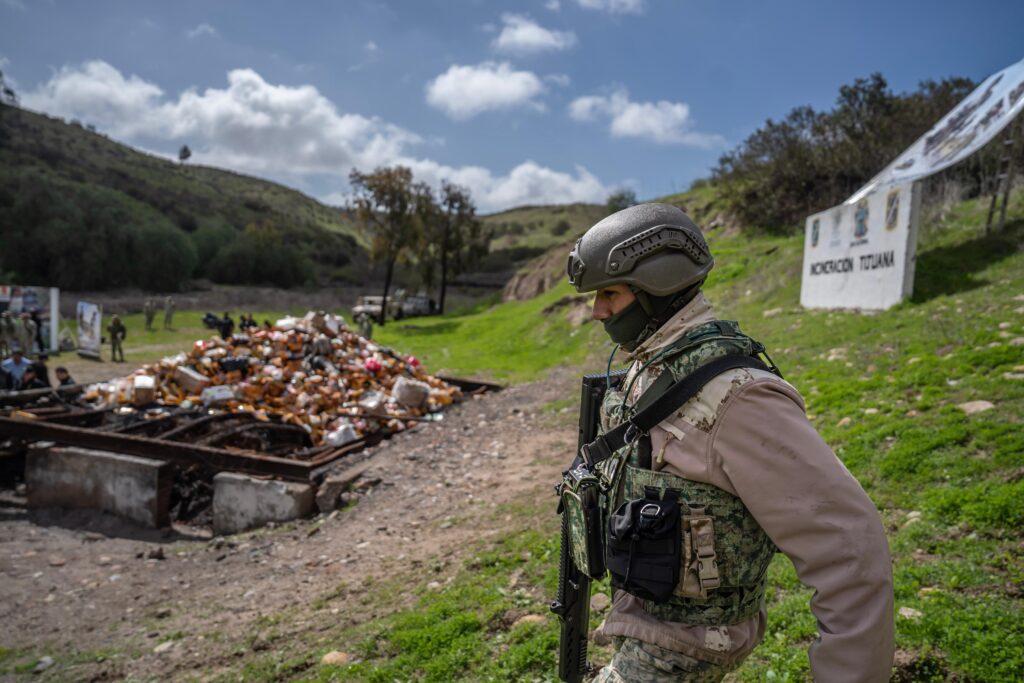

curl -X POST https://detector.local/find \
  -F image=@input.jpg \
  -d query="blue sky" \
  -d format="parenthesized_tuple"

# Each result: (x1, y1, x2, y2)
(2, 0, 1022, 212)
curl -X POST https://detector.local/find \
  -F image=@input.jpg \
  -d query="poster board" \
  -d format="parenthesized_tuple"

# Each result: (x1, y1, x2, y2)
(76, 301, 103, 359)
(0, 285, 61, 353)
(848, 56, 1024, 203)
(801, 182, 921, 310)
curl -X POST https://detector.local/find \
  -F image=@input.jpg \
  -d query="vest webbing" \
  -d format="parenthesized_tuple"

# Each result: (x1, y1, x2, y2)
(593, 328, 781, 626)
(579, 353, 769, 469)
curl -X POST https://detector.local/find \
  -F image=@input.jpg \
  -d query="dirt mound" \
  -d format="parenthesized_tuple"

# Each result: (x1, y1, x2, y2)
(502, 238, 576, 302)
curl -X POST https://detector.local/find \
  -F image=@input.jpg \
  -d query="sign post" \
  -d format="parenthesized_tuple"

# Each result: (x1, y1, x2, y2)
(800, 182, 921, 311)
(76, 301, 103, 360)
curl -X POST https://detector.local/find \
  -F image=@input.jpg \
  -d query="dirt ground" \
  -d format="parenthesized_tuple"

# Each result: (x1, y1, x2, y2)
(0, 366, 579, 682)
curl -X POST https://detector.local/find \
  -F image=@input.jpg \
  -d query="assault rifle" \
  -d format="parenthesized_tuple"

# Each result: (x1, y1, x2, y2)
(551, 370, 626, 682)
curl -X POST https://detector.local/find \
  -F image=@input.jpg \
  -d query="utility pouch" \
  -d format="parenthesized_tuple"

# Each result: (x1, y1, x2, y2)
(606, 487, 681, 603)
(560, 465, 607, 579)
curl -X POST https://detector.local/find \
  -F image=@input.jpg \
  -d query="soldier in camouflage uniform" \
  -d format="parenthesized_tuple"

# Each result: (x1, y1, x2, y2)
(567, 204, 894, 682)
(143, 299, 156, 331)
(0, 311, 14, 358)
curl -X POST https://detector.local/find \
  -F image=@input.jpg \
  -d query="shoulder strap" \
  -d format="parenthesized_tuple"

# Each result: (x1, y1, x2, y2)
(579, 354, 768, 468)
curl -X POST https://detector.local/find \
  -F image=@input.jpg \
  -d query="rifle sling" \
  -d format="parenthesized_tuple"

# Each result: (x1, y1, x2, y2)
(580, 354, 768, 468)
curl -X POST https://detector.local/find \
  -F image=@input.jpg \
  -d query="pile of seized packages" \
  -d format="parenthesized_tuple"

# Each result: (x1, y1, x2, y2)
(81, 311, 461, 449)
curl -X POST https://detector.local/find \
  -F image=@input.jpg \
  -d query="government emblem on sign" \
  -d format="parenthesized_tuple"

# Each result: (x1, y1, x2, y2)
(885, 189, 900, 231)
(854, 199, 869, 239)
(811, 218, 820, 247)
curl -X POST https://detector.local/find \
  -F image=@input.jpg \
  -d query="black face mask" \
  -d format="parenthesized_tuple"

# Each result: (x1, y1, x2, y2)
(602, 299, 651, 350)
(601, 284, 703, 351)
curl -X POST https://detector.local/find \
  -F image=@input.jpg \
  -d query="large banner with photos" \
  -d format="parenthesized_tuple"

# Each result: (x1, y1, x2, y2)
(800, 182, 921, 311)
(76, 301, 103, 359)
(848, 56, 1024, 204)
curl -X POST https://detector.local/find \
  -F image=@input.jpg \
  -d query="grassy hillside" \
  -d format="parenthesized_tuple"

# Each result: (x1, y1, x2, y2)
(478, 202, 607, 272)
(0, 104, 366, 284)
(337, 189, 1024, 681)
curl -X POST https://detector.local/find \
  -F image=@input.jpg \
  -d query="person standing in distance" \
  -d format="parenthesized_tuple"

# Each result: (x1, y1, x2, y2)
(107, 314, 127, 363)
(565, 203, 894, 682)
(163, 296, 176, 330)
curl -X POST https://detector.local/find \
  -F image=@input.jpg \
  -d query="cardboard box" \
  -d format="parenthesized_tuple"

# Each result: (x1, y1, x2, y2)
(174, 366, 210, 394)
(132, 375, 156, 407)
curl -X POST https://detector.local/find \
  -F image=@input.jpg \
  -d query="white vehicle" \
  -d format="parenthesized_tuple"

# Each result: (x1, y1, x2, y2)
(353, 290, 437, 321)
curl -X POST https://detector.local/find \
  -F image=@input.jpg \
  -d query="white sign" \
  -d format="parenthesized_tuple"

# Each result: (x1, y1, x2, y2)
(76, 301, 103, 359)
(801, 182, 921, 310)
(0, 285, 61, 352)
(849, 56, 1024, 203)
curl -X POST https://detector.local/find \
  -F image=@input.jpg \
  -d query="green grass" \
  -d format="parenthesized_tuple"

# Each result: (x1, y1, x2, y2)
(26, 188, 1024, 681)
(374, 282, 604, 382)
(328, 189, 1024, 681)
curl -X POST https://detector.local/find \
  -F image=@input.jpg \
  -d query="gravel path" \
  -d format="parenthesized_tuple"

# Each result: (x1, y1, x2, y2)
(0, 366, 580, 681)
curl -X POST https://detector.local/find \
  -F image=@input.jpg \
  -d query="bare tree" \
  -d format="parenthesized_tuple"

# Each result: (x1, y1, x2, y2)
(349, 166, 417, 325)
(436, 181, 484, 314)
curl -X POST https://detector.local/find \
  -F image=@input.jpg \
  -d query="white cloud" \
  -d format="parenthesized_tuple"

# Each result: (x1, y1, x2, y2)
(23, 61, 165, 129)
(365, 40, 378, 51)
(492, 14, 577, 55)
(545, 0, 561, 11)
(568, 88, 724, 147)
(20, 60, 609, 211)
(185, 23, 218, 40)
(573, 0, 645, 14)
(400, 158, 607, 211)
(23, 61, 418, 174)
(545, 73, 571, 87)
(425, 61, 545, 120)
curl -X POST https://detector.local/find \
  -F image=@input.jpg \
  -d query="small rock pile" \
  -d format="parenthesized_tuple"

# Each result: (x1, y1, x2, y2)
(81, 311, 461, 446)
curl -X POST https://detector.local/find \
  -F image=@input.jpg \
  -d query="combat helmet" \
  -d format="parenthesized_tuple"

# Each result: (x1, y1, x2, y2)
(567, 203, 714, 349)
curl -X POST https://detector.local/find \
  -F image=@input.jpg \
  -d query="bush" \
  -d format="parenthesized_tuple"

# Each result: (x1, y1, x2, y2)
(0, 173, 197, 290)
(206, 221, 312, 288)
(712, 74, 978, 231)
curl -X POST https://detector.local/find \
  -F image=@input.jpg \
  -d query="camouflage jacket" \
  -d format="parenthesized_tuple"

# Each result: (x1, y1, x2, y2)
(596, 293, 895, 682)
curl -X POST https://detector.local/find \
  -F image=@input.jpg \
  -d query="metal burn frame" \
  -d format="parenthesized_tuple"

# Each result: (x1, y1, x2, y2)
(0, 375, 500, 483)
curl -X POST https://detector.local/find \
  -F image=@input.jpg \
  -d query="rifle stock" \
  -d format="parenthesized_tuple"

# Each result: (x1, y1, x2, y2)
(551, 371, 626, 682)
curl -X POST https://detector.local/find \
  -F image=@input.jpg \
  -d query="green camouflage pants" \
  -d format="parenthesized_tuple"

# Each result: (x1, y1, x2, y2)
(592, 637, 738, 683)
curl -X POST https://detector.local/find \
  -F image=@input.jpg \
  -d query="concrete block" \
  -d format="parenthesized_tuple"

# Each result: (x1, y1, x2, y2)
(314, 460, 374, 513)
(26, 446, 172, 528)
(213, 472, 314, 535)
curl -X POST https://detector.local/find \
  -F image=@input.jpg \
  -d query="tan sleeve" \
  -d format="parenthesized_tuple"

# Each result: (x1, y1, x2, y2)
(710, 379, 894, 683)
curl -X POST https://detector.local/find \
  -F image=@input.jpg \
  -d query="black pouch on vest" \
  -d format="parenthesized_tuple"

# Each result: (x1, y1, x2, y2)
(606, 487, 681, 603)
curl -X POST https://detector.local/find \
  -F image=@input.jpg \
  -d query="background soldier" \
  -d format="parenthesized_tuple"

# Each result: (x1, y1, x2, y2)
(218, 311, 235, 340)
(143, 299, 156, 331)
(163, 296, 176, 330)
(107, 314, 126, 363)
(565, 204, 894, 682)
(19, 313, 37, 357)
(0, 311, 14, 359)
(354, 311, 373, 339)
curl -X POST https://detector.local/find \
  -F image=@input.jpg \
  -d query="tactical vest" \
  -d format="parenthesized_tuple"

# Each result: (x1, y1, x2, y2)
(595, 320, 777, 626)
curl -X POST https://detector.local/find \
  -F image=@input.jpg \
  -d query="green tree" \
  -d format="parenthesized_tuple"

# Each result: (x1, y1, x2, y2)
(606, 188, 638, 214)
(178, 144, 192, 164)
(349, 166, 417, 325)
(0, 68, 17, 105)
(712, 73, 977, 231)
(419, 179, 487, 313)
(206, 221, 311, 288)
